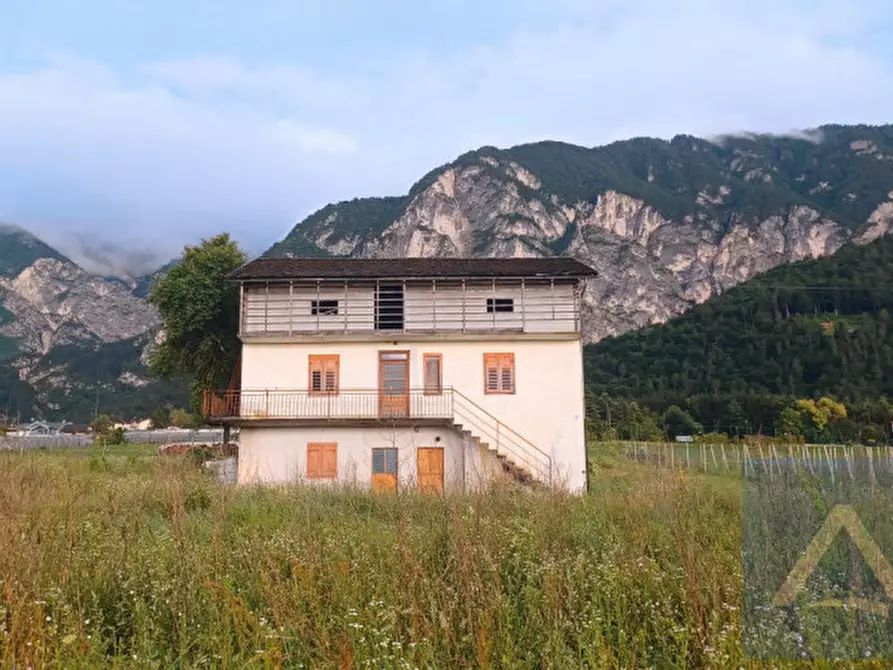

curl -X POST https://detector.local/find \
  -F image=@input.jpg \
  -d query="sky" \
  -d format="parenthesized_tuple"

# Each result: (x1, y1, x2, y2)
(1, 0, 892, 273)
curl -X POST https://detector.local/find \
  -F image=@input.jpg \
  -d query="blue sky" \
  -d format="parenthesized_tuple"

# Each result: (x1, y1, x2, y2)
(1, 0, 892, 272)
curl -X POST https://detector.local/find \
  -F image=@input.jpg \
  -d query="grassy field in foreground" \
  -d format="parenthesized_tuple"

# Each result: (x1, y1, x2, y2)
(0, 444, 873, 668)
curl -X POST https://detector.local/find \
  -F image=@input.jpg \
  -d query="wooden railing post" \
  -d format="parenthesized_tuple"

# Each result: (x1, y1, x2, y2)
(288, 281, 294, 336)
(520, 278, 527, 332)
(461, 279, 467, 333)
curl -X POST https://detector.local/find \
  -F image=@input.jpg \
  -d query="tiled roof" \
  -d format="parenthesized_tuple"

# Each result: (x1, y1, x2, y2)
(230, 257, 597, 281)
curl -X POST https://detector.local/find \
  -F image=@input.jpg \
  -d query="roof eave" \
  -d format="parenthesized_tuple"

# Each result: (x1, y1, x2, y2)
(230, 272, 595, 282)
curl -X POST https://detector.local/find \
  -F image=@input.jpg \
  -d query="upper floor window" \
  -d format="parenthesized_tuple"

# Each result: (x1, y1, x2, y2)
(311, 299, 339, 316)
(483, 353, 515, 394)
(423, 354, 443, 395)
(486, 298, 514, 313)
(309, 354, 339, 394)
(376, 283, 404, 330)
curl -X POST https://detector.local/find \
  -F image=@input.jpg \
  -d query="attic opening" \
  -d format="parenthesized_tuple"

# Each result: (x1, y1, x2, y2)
(375, 282, 404, 330)
(311, 299, 339, 316)
(486, 298, 514, 313)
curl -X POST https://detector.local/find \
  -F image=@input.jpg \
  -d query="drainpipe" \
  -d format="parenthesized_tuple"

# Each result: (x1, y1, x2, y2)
(462, 433, 468, 492)
(585, 439, 591, 494)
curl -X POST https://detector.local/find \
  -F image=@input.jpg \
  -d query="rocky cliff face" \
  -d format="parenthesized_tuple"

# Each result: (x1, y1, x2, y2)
(0, 227, 175, 420)
(270, 124, 893, 342)
(0, 257, 158, 356)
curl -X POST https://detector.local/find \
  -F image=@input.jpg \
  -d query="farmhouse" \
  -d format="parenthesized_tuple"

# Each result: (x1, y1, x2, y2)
(202, 257, 596, 493)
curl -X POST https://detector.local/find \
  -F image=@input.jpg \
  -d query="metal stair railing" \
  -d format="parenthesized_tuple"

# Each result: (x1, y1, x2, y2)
(448, 388, 552, 486)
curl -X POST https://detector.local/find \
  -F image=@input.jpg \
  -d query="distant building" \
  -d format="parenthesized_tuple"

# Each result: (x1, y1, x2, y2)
(115, 419, 153, 431)
(15, 420, 70, 436)
(203, 257, 596, 493)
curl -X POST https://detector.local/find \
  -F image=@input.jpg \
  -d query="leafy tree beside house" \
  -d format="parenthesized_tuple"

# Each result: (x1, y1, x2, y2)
(148, 234, 246, 438)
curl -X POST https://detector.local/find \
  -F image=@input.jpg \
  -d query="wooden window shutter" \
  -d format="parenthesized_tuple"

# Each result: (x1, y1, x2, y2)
(307, 442, 337, 479)
(307, 443, 320, 478)
(310, 370, 322, 393)
(501, 360, 514, 392)
(484, 353, 515, 394)
(322, 443, 337, 478)
(309, 355, 339, 395)
(424, 354, 442, 394)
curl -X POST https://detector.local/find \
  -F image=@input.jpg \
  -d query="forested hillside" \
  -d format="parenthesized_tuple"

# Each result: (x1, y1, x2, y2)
(583, 235, 893, 443)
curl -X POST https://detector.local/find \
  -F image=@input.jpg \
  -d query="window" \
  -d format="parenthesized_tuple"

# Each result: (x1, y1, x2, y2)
(483, 353, 515, 394)
(423, 354, 442, 395)
(309, 354, 339, 394)
(375, 283, 404, 330)
(307, 442, 337, 479)
(372, 448, 398, 474)
(311, 299, 339, 316)
(486, 298, 514, 313)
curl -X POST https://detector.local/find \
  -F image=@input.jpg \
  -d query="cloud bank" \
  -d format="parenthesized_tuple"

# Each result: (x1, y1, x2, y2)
(0, 0, 891, 271)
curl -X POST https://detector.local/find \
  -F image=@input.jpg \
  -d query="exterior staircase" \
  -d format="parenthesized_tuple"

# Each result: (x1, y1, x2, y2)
(449, 389, 552, 487)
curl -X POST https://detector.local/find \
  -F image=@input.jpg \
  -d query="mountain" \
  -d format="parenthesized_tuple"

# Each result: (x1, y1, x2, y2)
(0, 224, 68, 277)
(0, 226, 185, 421)
(132, 258, 180, 299)
(268, 123, 893, 342)
(583, 233, 893, 402)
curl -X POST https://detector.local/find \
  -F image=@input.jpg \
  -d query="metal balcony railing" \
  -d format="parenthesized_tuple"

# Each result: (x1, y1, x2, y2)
(201, 387, 552, 485)
(202, 388, 453, 422)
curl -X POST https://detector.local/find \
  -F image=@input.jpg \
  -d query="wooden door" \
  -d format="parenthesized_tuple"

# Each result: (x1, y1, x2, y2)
(417, 447, 444, 494)
(379, 351, 409, 418)
(372, 448, 398, 493)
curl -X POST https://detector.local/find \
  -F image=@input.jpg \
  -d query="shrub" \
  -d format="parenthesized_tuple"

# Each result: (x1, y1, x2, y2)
(95, 426, 126, 446)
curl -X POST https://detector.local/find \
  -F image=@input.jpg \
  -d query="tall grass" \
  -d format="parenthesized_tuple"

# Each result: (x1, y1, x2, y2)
(2, 447, 743, 667)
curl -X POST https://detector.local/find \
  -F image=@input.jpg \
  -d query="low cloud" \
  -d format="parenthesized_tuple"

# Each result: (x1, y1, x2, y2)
(28, 227, 174, 277)
(708, 128, 827, 146)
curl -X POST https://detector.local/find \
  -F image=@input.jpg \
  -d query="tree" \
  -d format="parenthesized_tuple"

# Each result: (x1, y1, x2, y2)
(661, 405, 702, 440)
(89, 414, 113, 435)
(89, 413, 125, 446)
(795, 397, 848, 431)
(148, 234, 246, 413)
(170, 408, 200, 429)
(150, 407, 171, 429)
(777, 407, 804, 438)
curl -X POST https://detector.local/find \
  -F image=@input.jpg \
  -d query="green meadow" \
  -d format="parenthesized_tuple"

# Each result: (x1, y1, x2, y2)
(0, 443, 884, 668)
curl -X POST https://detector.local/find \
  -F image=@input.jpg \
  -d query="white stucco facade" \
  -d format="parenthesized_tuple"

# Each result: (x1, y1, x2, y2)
(238, 425, 506, 490)
(218, 259, 594, 494)
(238, 337, 588, 492)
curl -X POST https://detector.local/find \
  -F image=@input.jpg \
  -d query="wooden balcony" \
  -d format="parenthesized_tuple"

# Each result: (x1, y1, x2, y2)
(239, 278, 584, 339)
